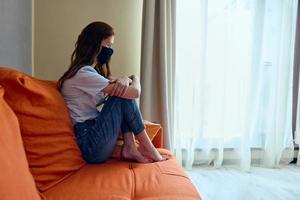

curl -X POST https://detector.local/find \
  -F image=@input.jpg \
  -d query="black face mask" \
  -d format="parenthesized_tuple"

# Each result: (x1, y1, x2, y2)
(97, 47, 113, 65)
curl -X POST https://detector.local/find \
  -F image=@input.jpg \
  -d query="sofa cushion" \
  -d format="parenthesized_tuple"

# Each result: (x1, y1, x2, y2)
(145, 120, 164, 148)
(0, 67, 86, 191)
(0, 85, 41, 200)
(43, 161, 133, 200)
(133, 149, 201, 200)
(42, 149, 201, 200)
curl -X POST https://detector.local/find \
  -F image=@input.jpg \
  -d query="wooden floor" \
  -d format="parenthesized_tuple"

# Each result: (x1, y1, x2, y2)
(186, 164, 300, 200)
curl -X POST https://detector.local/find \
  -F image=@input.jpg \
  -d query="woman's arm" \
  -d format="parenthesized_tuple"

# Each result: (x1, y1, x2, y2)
(102, 75, 141, 99)
(108, 76, 131, 96)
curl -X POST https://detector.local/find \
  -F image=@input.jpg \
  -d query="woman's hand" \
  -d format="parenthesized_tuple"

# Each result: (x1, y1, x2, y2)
(102, 75, 140, 99)
(109, 76, 132, 96)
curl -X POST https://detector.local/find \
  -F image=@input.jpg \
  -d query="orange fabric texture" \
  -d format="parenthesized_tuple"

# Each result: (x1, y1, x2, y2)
(133, 149, 200, 200)
(0, 86, 41, 200)
(145, 120, 164, 148)
(43, 149, 201, 200)
(0, 67, 85, 192)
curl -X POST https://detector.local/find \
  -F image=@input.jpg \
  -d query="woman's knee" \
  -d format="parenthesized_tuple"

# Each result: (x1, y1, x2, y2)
(108, 96, 137, 110)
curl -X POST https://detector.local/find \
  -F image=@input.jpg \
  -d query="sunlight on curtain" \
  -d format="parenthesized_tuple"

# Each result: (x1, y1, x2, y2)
(174, 0, 298, 170)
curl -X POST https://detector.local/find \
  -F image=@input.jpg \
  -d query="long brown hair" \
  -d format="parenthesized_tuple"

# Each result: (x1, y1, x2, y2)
(57, 21, 114, 90)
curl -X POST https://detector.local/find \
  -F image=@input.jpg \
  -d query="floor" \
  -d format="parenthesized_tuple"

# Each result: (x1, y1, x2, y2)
(185, 164, 300, 200)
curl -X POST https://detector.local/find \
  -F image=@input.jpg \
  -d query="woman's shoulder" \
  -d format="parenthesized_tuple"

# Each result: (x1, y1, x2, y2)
(75, 65, 102, 78)
(75, 65, 108, 83)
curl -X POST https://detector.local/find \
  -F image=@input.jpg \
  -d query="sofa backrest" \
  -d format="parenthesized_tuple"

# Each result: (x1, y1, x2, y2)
(0, 67, 86, 192)
(0, 85, 42, 200)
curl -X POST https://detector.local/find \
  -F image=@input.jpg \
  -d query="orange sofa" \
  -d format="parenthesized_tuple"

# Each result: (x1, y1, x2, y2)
(0, 67, 201, 200)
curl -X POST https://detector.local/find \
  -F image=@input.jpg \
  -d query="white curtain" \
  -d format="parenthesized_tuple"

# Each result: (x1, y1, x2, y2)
(174, 0, 298, 170)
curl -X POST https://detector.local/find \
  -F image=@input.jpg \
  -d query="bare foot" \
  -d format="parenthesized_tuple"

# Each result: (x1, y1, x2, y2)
(137, 144, 168, 162)
(121, 144, 152, 163)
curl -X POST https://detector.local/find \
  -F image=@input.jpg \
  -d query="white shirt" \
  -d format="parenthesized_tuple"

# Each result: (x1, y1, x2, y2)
(61, 66, 109, 125)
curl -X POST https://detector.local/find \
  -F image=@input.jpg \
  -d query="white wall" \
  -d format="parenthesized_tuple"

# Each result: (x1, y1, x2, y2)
(34, 0, 143, 80)
(0, 0, 32, 74)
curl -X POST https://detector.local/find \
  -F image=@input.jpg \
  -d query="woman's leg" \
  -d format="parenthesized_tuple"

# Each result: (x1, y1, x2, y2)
(121, 132, 150, 162)
(119, 99, 165, 161)
(75, 96, 164, 163)
(74, 97, 133, 163)
(120, 121, 151, 162)
(136, 131, 166, 161)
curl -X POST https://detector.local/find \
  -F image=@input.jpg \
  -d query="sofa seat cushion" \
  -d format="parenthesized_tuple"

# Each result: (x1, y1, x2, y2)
(0, 86, 41, 200)
(43, 161, 133, 200)
(133, 149, 200, 200)
(0, 67, 85, 191)
(42, 149, 201, 200)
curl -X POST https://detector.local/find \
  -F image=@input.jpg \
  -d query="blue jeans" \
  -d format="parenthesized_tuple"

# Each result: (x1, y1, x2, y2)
(73, 96, 145, 164)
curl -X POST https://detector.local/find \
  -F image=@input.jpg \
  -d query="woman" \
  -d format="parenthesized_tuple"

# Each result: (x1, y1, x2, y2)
(58, 21, 167, 164)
